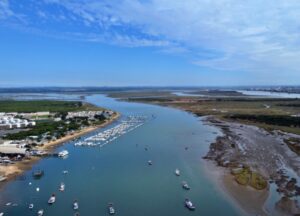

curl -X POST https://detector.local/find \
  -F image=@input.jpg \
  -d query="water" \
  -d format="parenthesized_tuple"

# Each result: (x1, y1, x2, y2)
(0, 94, 240, 215)
(237, 90, 300, 98)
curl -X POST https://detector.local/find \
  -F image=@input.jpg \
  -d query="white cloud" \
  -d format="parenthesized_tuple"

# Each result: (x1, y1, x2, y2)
(0, 0, 13, 19)
(4, 0, 300, 76)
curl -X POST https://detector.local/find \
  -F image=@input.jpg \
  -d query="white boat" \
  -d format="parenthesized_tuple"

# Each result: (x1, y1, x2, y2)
(58, 150, 69, 157)
(148, 160, 153, 165)
(0, 212, 4, 216)
(182, 181, 190, 190)
(185, 199, 195, 210)
(37, 209, 44, 216)
(73, 200, 79, 210)
(108, 203, 115, 215)
(59, 183, 65, 192)
(62, 170, 69, 174)
(29, 203, 34, 209)
(0, 176, 7, 182)
(48, 194, 56, 204)
(175, 169, 180, 176)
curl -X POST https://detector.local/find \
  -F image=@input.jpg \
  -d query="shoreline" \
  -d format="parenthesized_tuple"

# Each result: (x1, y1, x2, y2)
(203, 160, 269, 216)
(203, 115, 300, 216)
(0, 112, 120, 189)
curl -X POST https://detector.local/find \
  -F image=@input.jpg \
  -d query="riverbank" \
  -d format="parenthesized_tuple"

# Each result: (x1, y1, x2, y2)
(203, 160, 269, 216)
(204, 116, 300, 215)
(0, 112, 120, 187)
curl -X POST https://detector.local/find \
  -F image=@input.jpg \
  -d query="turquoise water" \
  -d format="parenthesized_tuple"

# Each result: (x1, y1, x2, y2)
(0, 94, 240, 215)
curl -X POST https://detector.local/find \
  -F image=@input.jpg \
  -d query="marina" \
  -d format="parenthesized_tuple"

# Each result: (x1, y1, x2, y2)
(74, 116, 147, 148)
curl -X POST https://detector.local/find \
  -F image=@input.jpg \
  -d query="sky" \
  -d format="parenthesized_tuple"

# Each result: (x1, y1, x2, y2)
(0, 0, 300, 87)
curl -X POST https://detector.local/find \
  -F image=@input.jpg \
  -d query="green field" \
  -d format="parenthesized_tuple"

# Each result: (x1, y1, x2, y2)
(0, 100, 102, 113)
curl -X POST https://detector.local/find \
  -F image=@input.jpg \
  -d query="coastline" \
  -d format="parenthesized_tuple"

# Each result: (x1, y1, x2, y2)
(0, 112, 120, 188)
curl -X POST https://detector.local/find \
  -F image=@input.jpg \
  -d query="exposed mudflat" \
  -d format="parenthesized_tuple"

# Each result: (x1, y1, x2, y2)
(204, 116, 300, 215)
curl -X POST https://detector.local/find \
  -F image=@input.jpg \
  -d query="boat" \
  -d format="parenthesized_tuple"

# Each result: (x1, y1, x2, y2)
(185, 198, 195, 211)
(73, 200, 79, 210)
(0, 176, 7, 182)
(33, 170, 44, 178)
(182, 181, 190, 190)
(0, 212, 3, 216)
(59, 182, 65, 192)
(48, 194, 56, 205)
(175, 169, 180, 176)
(148, 160, 153, 165)
(29, 203, 34, 209)
(62, 170, 69, 174)
(108, 203, 115, 215)
(37, 209, 44, 216)
(58, 150, 69, 157)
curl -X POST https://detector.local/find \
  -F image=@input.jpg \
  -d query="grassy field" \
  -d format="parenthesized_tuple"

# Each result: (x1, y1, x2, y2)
(114, 91, 300, 134)
(0, 100, 102, 113)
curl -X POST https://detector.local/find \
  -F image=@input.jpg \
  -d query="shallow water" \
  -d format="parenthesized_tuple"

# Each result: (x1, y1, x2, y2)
(0, 94, 240, 215)
(237, 90, 300, 98)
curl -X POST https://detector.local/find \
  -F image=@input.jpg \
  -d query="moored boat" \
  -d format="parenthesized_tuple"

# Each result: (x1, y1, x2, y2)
(58, 150, 69, 157)
(48, 194, 56, 205)
(148, 160, 153, 165)
(59, 182, 65, 192)
(29, 203, 34, 210)
(185, 198, 195, 210)
(108, 203, 115, 215)
(73, 200, 79, 210)
(175, 169, 180, 176)
(33, 170, 44, 178)
(182, 181, 190, 190)
(37, 209, 44, 216)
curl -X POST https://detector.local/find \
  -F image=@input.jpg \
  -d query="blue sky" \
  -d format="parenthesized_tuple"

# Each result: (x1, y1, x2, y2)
(0, 0, 300, 86)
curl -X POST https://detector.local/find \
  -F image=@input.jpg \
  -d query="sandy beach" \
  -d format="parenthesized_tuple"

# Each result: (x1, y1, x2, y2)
(0, 112, 120, 187)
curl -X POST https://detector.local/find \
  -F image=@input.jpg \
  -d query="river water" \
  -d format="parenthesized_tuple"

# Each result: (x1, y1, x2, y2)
(0, 94, 240, 215)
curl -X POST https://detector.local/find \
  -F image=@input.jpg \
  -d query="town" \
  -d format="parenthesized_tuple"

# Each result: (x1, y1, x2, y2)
(0, 107, 115, 181)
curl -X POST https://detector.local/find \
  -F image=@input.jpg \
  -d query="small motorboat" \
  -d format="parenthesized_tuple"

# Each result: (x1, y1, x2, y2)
(58, 150, 69, 157)
(108, 203, 115, 215)
(48, 194, 56, 205)
(59, 182, 65, 192)
(29, 203, 34, 210)
(73, 200, 79, 210)
(182, 181, 190, 190)
(148, 160, 153, 165)
(175, 169, 180, 176)
(62, 170, 69, 174)
(33, 170, 44, 179)
(37, 209, 44, 216)
(185, 198, 195, 211)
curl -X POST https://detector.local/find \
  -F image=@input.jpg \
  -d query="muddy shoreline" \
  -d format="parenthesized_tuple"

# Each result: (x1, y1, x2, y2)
(204, 116, 300, 215)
